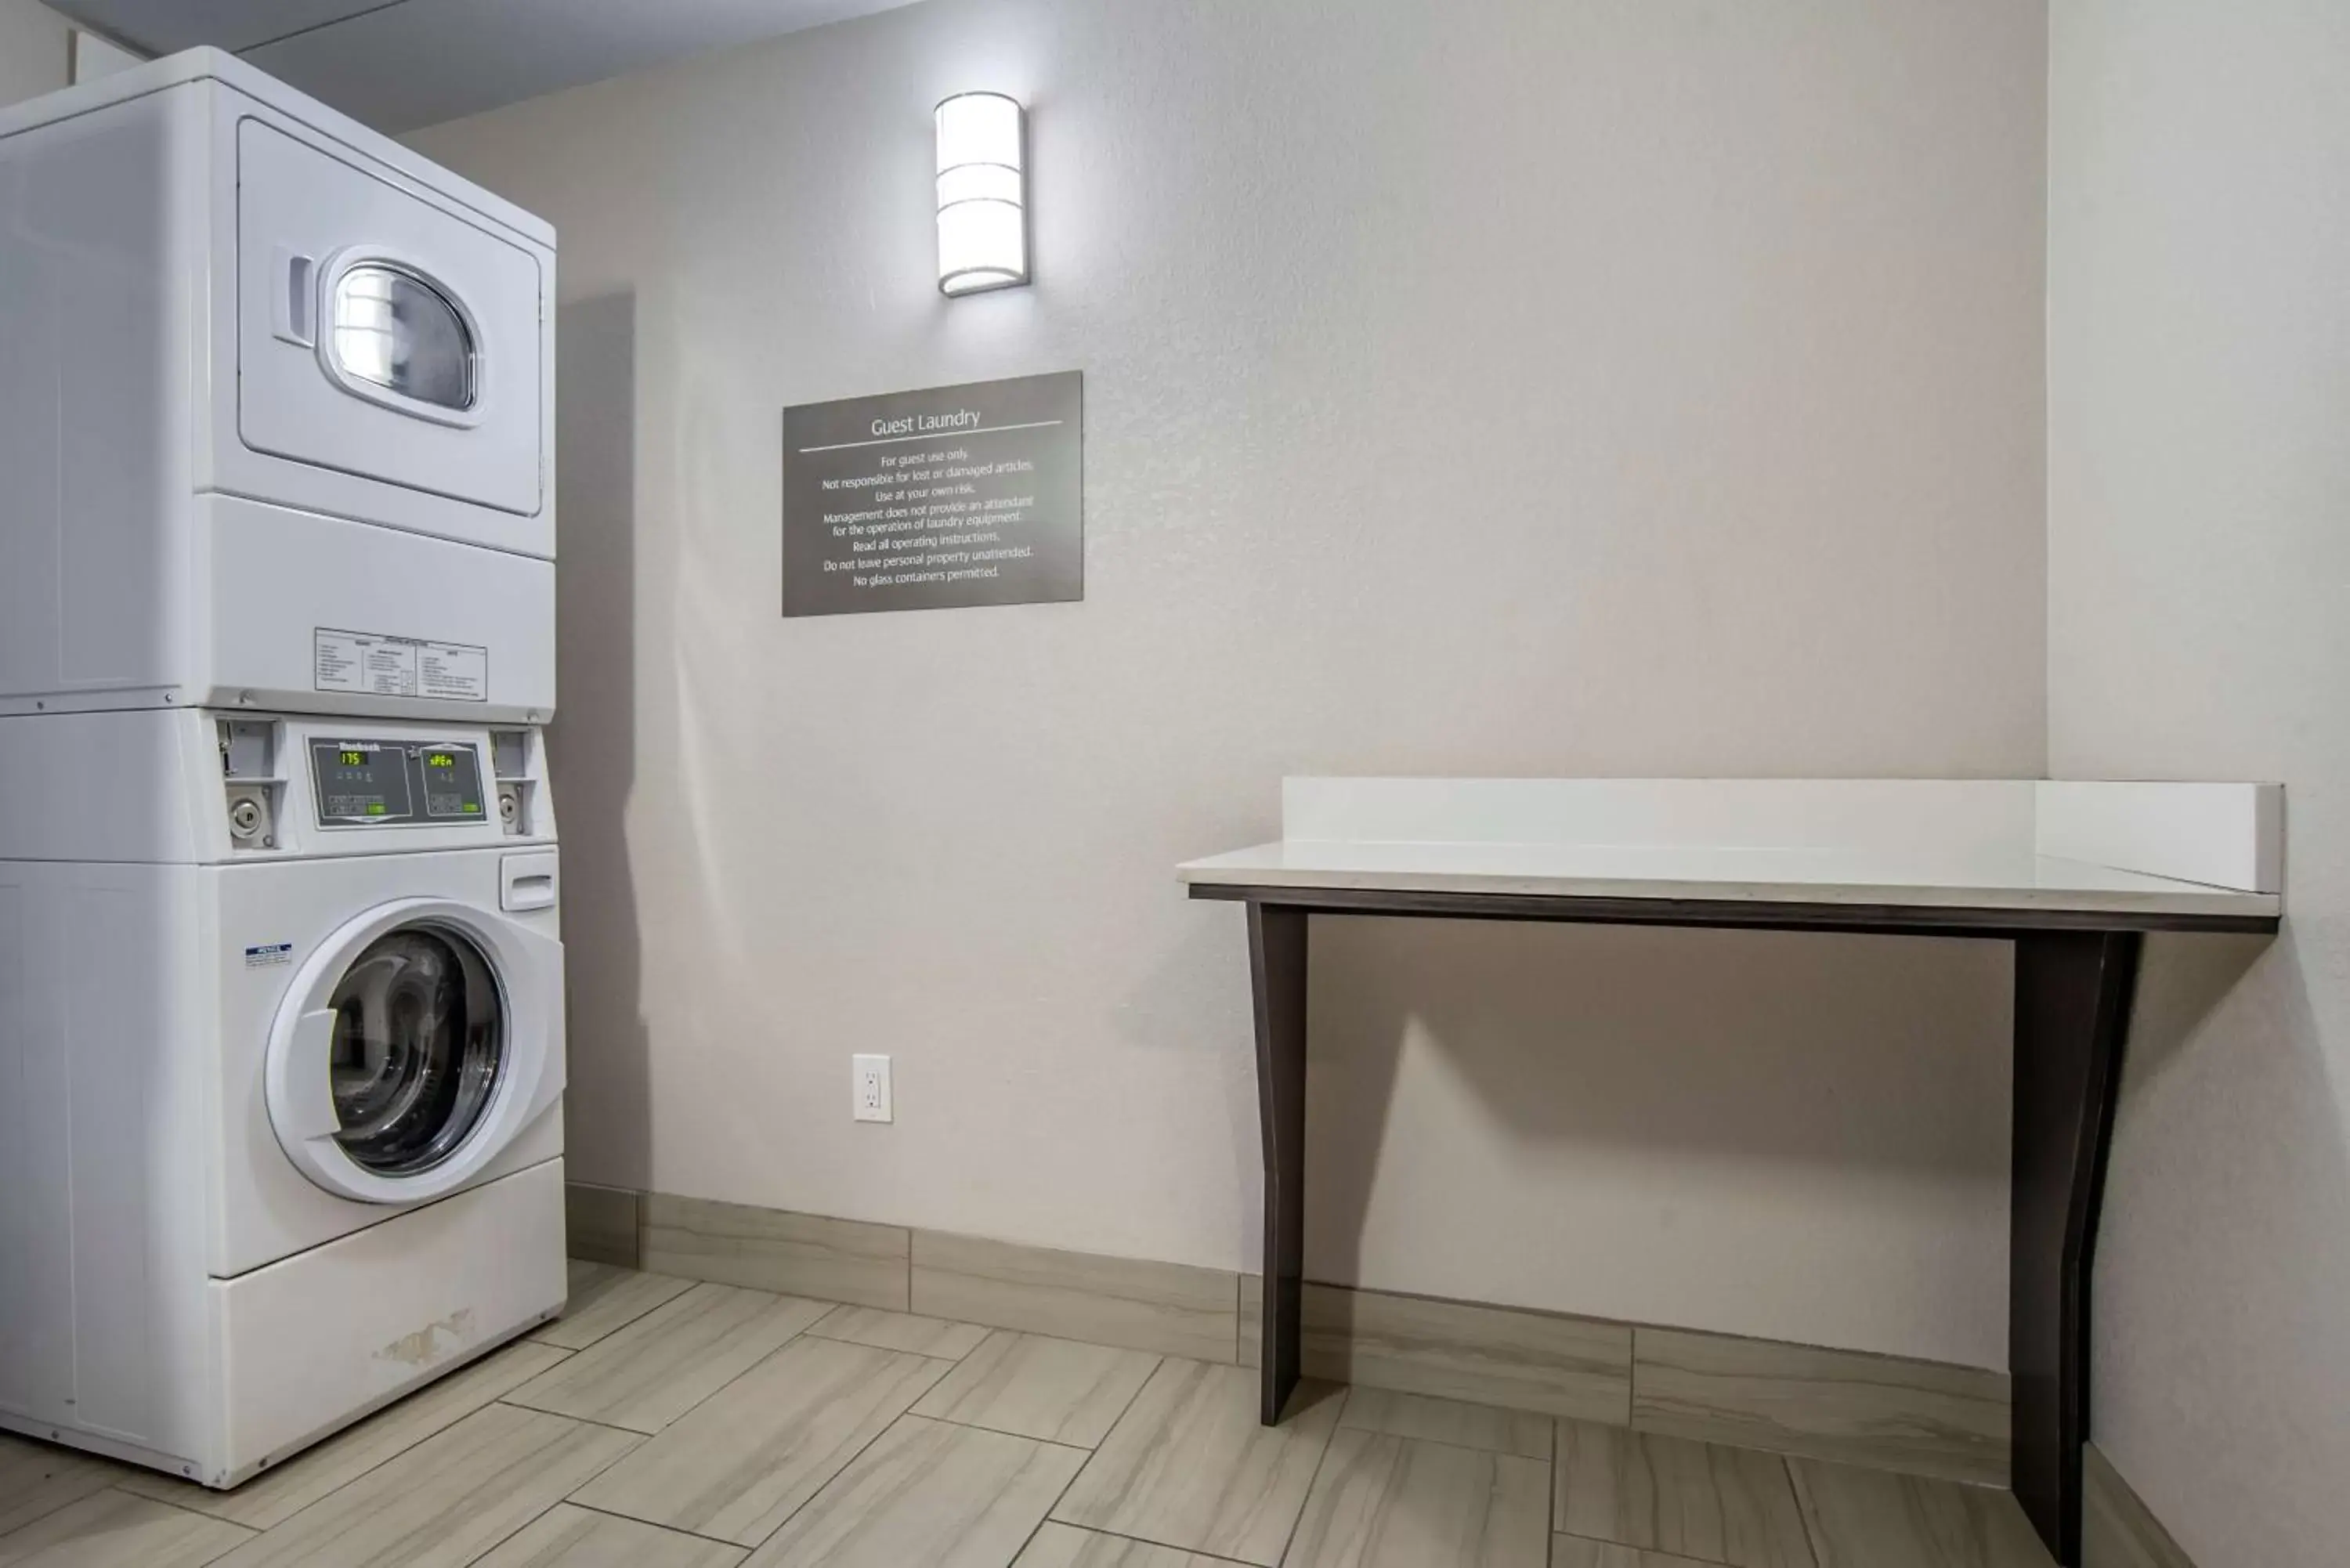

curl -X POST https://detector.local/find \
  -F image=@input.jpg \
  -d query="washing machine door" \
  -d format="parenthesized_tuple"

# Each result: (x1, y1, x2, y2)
(266, 898, 563, 1205)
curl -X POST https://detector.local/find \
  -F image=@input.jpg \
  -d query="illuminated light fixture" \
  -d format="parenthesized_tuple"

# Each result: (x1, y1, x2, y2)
(935, 92, 1027, 295)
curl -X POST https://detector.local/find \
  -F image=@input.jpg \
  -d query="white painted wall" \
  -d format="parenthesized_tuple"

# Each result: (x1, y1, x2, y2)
(0, 0, 68, 108)
(410, 0, 2048, 1368)
(2048, 2, 2350, 1564)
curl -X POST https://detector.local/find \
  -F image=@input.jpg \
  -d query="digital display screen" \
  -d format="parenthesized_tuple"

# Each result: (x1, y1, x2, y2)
(418, 747, 487, 820)
(310, 741, 486, 828)
(313, 742, 413, 822)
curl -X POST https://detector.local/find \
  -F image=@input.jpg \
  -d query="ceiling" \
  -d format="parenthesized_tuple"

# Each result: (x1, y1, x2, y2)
(49, 0, 920, 132)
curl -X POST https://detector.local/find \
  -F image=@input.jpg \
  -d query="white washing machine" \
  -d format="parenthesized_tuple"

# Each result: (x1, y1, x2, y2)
(0, 708, 567, 1487)
(0, 48, 557, 724)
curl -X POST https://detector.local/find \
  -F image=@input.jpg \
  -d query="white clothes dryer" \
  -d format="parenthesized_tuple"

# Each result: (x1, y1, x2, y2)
(0, 49, 557, 724)
(0, 709, 567, 1487)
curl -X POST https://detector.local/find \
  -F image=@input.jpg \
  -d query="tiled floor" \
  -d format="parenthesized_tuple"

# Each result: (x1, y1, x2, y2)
(0, 1263, 2057, 1568)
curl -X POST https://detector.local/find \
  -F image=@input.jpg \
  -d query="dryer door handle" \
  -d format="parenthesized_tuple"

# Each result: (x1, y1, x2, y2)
(273, 247, 318, 348)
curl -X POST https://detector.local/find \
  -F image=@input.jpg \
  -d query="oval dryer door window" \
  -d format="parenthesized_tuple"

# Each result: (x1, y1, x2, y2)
(330, 264, 479, 413)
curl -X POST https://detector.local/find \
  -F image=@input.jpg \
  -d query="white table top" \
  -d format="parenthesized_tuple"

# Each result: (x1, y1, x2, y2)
(1177, 839, 2279, 919)
(1178, 778, 2284, 923)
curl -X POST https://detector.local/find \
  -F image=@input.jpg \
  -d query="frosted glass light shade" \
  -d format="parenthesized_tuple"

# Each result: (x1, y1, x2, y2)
(935, 92, 1026, 295)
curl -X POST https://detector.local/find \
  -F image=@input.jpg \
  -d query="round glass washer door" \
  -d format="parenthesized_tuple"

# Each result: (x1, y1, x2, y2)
(327, 926, 504, 1176)
(267, 895, 562, 1206)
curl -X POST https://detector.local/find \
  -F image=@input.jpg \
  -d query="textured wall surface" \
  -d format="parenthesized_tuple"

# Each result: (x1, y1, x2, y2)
(0, 0, 69, 110)
(412, 0, 2048, 1367)
(2049, 2, 2350, 1563)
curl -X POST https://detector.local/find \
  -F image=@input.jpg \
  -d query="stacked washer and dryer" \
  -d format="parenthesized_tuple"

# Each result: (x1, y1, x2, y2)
(0, 50, 569, 1487)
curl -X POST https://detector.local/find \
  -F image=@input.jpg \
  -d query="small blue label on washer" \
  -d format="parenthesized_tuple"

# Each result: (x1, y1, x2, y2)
(244, 943, 293, 968)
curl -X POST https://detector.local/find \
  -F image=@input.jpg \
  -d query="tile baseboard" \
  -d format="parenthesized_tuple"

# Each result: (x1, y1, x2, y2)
(566, 1186, 2008, 1488)
(2084, 1441, 2200, 1568)
(563, 1182, 641, 1269)
(639, 1191, 909, 1310)
(1298, 1281, 1632, 1426)
(913, 1229, 1240, 1364)
(1632, 1322, 2010, 1487)
(1249, 1273, 2001, 1487)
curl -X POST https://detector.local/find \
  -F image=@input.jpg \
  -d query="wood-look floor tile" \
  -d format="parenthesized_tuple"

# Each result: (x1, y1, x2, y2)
(1788, 1459, 2052, 1568)
(0, 1437, 117, 1537)
(470, 1504, 747, 1567)
(1632, 1328, 2008, 1487)
(913, 1331, 1161, 1448)
(505, 1282, 827, 1433)
(1051, 1360, 1342, 1566)
(1012, 1523, 1239, 1566)
(643, 1195, 909, 1310)
(0, 1489, 252, 1567)
(807, 1305, 991, 1360)
(207, 1404, 636, 1568)
(1303, 1286, 1630, 1425)
(743, 1414, 1085, 1568)
(1550, 1541, 1718, 1568)
(1337, 1389, 1552, 1460)
(118, 1339, 572, 1530)
(573, 1335, 953, 1545)
(1553, 1420, 1812, 1568)
(531, 1263, 696, 1352)
(1283, 1429, 1549, 1568)
(912, 1232, 1238, 1364)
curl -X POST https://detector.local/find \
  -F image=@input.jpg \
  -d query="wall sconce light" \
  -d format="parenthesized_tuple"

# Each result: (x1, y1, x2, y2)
(935, 92, 1027, 296)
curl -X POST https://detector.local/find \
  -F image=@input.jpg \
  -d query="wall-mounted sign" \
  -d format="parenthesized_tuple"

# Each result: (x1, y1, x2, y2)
(782, 370, 1083, 616)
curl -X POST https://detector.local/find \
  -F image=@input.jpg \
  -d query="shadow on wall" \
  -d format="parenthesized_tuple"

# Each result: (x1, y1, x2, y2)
(2092, 924, 2350, 1565)
(1302, 918, 2016, 1290)
(551, 291, 650, 1188)
(2124, 930, 2270, 1081)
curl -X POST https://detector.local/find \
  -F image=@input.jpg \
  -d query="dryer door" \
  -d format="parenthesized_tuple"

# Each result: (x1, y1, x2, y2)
(267, 898, 562, 1205)
(236, 117, 545, 527)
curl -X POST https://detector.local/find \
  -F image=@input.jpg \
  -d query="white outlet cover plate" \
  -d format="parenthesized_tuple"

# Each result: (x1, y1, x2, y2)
(852, 1053, 892, 1122)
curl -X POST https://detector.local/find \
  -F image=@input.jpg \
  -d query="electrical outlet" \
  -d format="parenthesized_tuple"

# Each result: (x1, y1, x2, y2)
(852, 1053, 892, 1123)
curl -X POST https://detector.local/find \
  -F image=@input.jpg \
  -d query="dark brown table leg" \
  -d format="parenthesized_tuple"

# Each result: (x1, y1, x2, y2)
(2011, 929, 2142, 1566)
(1249, 901, 1307, 1425)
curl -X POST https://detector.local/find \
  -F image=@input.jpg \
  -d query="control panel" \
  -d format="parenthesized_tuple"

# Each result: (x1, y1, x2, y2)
(309, 739, 488, 828)
(199, 712, 551, 859)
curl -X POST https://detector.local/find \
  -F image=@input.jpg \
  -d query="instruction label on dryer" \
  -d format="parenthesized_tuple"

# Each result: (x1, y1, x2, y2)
(314, 629, 488, 703)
